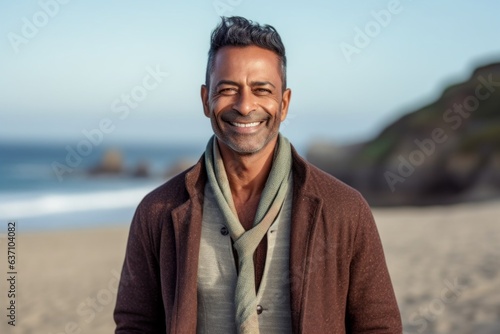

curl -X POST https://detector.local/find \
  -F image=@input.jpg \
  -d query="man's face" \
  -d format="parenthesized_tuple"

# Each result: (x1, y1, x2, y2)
(201, 45, 291, 155)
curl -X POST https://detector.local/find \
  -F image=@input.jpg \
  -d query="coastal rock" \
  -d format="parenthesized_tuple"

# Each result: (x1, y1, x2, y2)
(165, 159, 195, 179)
(88, 149, 124, 175)
(131, 161, 150, 178)
(307, 62, 500, 206)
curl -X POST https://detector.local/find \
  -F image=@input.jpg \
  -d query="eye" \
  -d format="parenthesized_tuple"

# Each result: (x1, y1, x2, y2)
(254, 88, 272, 94)
(218, 88, 237, 95)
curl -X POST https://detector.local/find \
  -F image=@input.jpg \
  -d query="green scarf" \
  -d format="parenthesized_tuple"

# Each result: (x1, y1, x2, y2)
(204, 133, 292, 333)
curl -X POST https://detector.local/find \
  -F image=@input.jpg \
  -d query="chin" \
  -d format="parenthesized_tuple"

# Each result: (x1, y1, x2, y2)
(227, 142, 264, 155)
(225, 135, 278, 155)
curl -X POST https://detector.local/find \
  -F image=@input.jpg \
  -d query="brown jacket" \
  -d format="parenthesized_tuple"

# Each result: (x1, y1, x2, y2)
(114, 147, 402, 333)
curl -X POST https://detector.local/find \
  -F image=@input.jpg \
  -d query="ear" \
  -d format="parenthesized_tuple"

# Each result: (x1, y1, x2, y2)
(201, 84, 210, 117)
(280, 88, 292, 122)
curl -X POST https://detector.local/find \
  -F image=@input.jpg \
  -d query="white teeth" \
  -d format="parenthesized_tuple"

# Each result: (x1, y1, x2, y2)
(230, 122, 260, 128)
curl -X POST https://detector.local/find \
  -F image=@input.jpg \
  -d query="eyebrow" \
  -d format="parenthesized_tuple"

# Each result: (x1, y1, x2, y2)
(251, 81, 276, 89)
(215, 80, 276, 89)
(215, 80, 239, 88)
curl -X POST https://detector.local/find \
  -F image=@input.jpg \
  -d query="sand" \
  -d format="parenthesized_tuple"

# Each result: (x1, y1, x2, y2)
(375, 200, 500, 334)
(1, 200, 499, 334)
(0, 227, 130, 334)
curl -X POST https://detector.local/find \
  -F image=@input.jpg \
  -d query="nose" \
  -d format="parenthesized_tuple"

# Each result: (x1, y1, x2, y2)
(232, 88, 256, 116)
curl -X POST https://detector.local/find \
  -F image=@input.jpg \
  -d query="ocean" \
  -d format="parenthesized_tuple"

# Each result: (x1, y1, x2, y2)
(0, 141, 204, 231)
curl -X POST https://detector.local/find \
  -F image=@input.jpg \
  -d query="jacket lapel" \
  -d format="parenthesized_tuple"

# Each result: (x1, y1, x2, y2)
(170, 159, 206, 333)
(289, 148, 322, 333)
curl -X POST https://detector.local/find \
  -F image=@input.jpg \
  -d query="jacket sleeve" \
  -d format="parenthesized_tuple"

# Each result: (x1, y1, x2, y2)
(345, 197, 402, 333)
(114, 201, 167, 333)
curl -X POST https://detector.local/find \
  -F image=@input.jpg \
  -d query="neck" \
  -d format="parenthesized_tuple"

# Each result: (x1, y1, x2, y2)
(217, 137, 277, 201)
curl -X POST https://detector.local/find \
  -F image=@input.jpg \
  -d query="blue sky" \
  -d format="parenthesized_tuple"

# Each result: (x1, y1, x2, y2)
(1, 0, 500, 148)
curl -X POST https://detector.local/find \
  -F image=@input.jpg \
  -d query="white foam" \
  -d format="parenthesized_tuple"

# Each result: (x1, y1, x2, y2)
(0, 186, 155, 219)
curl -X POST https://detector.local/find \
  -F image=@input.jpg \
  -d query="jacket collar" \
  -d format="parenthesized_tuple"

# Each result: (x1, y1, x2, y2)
(182, 144, 319, 199)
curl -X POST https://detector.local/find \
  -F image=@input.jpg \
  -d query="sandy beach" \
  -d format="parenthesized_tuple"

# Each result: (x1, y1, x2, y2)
(375, 200, 500, 334)
(1, 200, 499, 334)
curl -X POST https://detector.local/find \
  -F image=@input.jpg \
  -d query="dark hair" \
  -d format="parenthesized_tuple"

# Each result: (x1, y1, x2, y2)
(205, 16, 287, 90)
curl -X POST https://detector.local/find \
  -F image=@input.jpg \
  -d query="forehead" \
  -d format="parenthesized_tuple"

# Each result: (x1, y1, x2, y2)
(211, 45, 282, 84)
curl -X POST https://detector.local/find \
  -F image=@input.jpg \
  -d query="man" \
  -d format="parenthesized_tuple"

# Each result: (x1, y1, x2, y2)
(114, 16, 402, 333)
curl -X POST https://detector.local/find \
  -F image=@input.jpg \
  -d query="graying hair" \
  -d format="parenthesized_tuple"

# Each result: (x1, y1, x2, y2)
(205, 16, 287, 90)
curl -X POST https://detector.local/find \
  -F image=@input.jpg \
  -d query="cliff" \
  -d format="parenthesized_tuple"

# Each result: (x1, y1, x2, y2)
(307, 62, 500, 206)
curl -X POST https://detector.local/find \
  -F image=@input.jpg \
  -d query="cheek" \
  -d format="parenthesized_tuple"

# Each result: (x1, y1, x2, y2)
(210, 98, 234, 117)
(262, 99, 281, 114)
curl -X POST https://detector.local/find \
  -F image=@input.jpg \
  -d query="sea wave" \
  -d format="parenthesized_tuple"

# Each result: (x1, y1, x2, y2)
(0, 186, 155, 220)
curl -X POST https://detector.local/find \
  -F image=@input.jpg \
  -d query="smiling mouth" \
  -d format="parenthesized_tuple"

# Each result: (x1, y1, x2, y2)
(229, 121, 262, 128)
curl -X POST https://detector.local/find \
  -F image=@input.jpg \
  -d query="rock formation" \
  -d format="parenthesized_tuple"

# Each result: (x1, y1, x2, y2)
(307, 62, 500, 206)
